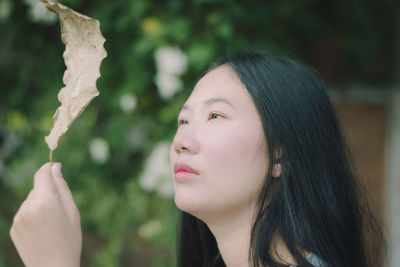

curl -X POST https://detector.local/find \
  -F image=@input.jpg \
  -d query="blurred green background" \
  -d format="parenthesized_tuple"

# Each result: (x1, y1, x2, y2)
(0, 0, 398, 266)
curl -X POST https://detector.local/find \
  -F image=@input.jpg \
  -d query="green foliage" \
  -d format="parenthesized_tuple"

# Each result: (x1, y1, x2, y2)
(0, 0, 396, 266)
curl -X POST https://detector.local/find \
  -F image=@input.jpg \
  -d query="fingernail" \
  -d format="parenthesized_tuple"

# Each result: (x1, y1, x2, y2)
(52, 163, 63, 177)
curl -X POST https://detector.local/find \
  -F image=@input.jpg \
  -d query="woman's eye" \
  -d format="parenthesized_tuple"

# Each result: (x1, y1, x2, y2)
(178, 119, 189, 126)
(208, 113, 224, 120)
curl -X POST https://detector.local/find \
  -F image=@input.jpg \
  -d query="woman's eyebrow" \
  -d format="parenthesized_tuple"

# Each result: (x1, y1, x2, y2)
(205, 97, 236, 109)
(180, 97, 236, 111)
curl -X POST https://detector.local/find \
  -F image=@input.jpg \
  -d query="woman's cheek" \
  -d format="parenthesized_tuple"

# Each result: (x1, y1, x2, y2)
(203, 125, 257, 177)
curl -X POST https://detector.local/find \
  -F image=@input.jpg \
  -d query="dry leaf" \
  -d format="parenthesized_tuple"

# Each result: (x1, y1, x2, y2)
(41, 0, 107, 161)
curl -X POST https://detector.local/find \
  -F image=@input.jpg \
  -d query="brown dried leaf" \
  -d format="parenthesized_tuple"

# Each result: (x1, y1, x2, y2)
(41, 0, 107, 159)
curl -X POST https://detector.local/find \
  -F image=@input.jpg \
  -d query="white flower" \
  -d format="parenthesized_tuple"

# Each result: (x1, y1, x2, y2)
(0, 0, 12, 23)
(139, 142, 174, 197)
(154, 72, 182, 100)
(138, 219, 162, 241)
(154, 46, 187, 76)
(23, 0, 57, 25)
(154, 46, 188, 100)
(119, 93, 137, 112)
(156, 176, 175, 197)
(139, 173, 158, 192)
(127, 125, 146, 149)
(89, 138, 110, 165)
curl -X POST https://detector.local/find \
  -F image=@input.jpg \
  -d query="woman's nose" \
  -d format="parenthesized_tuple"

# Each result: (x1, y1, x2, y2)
(172, 125, 200, 155)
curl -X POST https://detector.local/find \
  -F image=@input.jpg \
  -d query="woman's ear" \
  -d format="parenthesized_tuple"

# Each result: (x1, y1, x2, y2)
(272, 146, 283, 178)
(272, 163, 281, 178)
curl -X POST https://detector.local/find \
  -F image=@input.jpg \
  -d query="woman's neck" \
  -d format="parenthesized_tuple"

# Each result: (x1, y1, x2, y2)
(202, 207, 297, 267)
(203, 207, 254, 267)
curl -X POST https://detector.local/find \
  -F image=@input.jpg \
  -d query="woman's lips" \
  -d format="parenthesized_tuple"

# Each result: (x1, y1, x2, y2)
(174, 163, 199, 181)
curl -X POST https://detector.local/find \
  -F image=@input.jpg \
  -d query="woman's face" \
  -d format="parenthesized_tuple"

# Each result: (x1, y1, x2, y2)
(169, 65, 268, 221)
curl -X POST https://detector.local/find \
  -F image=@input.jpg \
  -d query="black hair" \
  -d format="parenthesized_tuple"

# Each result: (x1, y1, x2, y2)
(177, 52, 385, 267)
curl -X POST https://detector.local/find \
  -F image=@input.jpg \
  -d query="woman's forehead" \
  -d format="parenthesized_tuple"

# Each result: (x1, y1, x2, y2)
(183, 66, 249, 109)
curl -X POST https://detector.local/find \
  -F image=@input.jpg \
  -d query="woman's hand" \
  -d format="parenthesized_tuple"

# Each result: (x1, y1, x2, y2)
(10, 163, 82, 267)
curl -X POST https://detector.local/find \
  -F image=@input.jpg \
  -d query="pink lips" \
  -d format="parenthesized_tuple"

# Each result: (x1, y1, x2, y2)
(173, 163, 199, 181)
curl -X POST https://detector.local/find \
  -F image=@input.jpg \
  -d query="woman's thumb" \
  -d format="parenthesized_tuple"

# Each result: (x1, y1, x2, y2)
(51, 163, 79, 220)
(52, 163, 63, 178)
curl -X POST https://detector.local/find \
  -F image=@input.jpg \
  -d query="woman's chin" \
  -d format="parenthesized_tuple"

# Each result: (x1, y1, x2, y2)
(174, 192, 210, 220)
(174, 194, 198, 214)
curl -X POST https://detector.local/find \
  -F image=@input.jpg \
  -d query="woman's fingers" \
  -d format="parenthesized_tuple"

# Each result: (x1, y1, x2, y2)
(10, 162, 82, 267)
(11, 190, 35, 236)
(51, 163, 80, 221)
(32, 162, 79, 222)
(33, 162, 58, 196)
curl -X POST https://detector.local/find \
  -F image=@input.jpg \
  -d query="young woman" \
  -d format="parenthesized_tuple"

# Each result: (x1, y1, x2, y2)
(10, 53, 385, 267)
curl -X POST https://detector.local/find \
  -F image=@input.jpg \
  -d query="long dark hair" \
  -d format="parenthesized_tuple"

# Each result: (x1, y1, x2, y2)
(177, 52, 385, 267)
